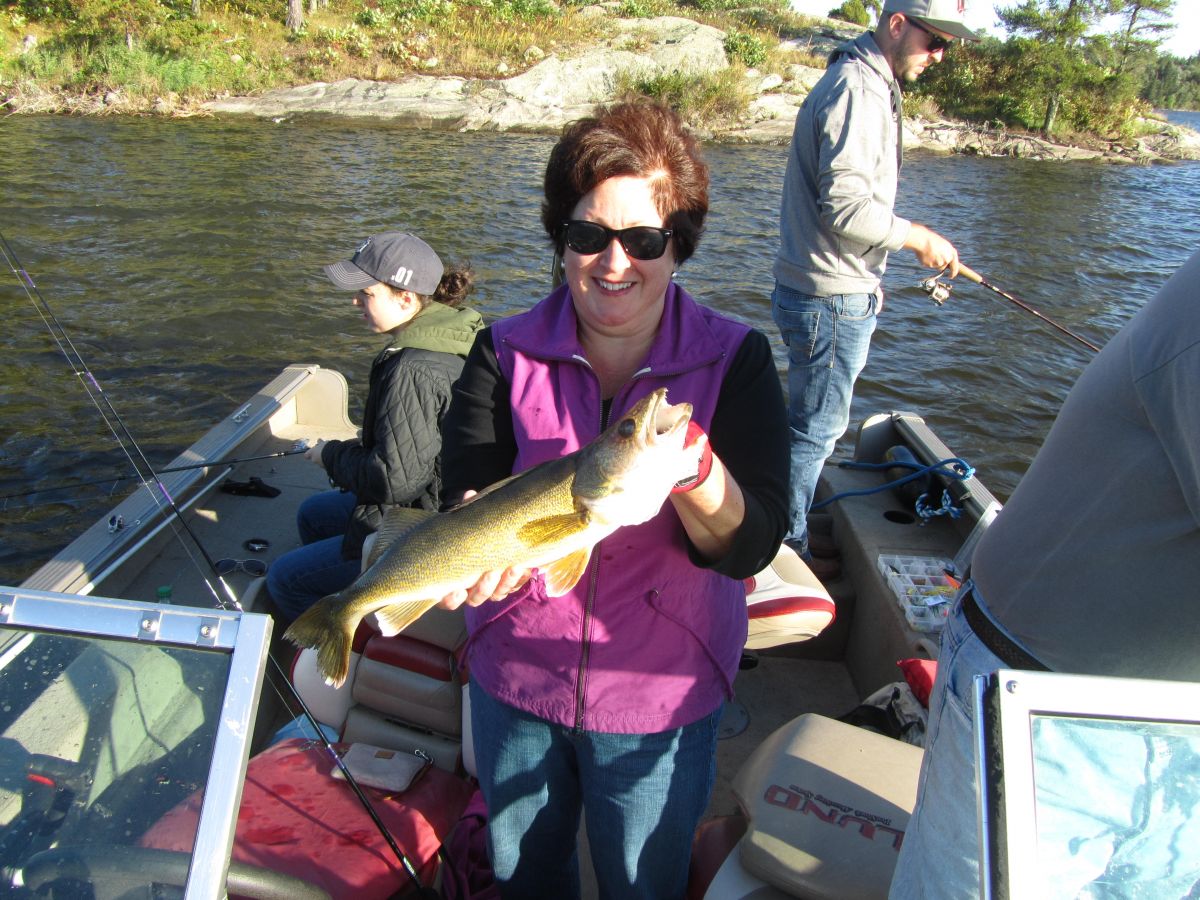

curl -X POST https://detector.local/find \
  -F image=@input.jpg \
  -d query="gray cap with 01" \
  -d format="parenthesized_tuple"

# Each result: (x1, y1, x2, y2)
(324, 231, 445, 295)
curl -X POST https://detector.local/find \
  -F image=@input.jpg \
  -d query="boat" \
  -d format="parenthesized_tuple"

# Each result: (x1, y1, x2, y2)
(2, 363, 1001, 898)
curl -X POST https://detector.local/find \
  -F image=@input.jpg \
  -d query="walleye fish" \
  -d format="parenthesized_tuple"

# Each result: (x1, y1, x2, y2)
(284, 388, 695, 687)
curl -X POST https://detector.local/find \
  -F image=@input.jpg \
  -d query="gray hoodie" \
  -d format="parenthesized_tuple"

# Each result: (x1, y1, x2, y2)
(774, 32, 912, 296)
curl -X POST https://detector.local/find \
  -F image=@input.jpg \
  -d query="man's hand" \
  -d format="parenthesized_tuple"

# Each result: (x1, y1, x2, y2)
(904, 223, 960, 277)
(304, 439, 327, 466)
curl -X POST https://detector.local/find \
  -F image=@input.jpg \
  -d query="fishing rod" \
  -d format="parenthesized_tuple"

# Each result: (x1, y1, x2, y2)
(0, 447, 308, 505)
(920, 263, 1101, 354)
(3, 233, 435, 895)
(1, 230, 242, 608)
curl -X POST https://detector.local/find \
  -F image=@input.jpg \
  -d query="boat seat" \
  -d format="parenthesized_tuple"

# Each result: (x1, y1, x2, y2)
(744, 543, 836, 650)
(690, 714, 923, 900)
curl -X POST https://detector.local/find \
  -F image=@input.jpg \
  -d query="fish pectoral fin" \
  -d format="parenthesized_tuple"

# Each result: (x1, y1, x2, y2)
(372, 599, 437, 636)
(368, 507, 438, 567)
(540, 547, 592, 597)
(517, 513, 588, 546)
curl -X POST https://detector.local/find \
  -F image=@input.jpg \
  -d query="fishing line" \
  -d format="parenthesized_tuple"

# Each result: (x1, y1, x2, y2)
(0, 230, 240, 609)
(2, 232, 432, 892)
(0, 448, 308, 506)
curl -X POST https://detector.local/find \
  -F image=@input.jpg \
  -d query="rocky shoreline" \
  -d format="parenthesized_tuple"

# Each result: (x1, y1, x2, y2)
(11, 11, 1200, 163)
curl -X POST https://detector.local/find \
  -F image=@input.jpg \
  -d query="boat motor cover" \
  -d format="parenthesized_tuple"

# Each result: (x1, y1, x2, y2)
(732, 713, 923, 899)
(140, 737, 474, 898)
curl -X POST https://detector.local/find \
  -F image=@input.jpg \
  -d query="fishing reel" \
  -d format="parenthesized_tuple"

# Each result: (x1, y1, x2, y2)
(919, 269, 954, 306)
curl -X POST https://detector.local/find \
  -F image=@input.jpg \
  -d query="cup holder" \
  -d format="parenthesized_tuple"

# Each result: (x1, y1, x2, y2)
(884, 509, 916, 525)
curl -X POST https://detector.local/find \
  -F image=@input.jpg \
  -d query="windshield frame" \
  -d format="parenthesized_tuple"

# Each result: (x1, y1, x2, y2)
(0, 586, 271, 899)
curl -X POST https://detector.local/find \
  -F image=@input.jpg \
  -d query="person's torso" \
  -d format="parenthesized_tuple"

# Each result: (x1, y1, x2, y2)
(775, 36, 902, 296)
(464, 283, 751, 733)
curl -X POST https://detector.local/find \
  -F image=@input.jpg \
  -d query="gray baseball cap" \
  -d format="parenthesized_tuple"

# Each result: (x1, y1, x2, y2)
(324, 231, 444, 295)
(884, 0, 981, 41)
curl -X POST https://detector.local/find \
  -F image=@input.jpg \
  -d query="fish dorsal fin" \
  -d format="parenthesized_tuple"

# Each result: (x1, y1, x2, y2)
(369, 506, 437, 567)
(516, 512, 588, 547)
(458, 470, 523, 504)
(540, 546, 592, 597)
(372, 599, 437, 637)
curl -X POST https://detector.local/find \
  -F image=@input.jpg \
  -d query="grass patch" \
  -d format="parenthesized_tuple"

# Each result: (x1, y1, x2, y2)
(614, 65, 752, 128)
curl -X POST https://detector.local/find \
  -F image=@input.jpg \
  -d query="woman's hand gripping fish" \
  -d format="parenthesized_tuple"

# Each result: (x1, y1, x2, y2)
(284, 388, 696, 686)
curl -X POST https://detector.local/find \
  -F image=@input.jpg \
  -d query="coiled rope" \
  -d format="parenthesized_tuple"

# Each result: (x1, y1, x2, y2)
(811, 456, 976, 521)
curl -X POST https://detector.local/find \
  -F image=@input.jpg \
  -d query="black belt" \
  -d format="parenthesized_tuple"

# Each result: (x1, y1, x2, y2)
(961, 585, 1048, 672)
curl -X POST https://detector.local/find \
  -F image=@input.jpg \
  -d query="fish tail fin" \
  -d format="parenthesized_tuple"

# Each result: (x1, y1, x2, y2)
(283, 594, 355, 688)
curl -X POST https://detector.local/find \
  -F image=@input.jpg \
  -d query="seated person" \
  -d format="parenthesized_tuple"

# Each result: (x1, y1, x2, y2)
(266, 231, 481, 625)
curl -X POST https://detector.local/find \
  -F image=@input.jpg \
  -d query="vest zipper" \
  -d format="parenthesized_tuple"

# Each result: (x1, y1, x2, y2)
(572, 394, 615, 733)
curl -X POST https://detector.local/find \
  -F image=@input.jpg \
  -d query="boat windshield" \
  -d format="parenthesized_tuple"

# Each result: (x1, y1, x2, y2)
(0, 589, 269, 898)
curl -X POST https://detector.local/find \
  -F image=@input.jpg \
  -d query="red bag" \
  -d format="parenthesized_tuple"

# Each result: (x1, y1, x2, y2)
(897, 657, 938, 708)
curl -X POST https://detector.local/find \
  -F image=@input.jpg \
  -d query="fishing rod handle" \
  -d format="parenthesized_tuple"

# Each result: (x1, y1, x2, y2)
(956, 263, 984, 284)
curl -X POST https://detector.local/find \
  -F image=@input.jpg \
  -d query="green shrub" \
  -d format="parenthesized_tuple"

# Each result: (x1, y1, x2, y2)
(827, 0, 868, 26)
(620, 0, 656, 18)
(313, 24, 373, 58)
(723, 29, 765, 68)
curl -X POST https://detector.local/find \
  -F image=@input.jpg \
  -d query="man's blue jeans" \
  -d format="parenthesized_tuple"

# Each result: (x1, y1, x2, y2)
(891, 589, 1200, 898)
(889, 590, 1004, 898)
(771, 283, 878, 551)
(469, 683, 720, 900)
(265, 489, 361, 624)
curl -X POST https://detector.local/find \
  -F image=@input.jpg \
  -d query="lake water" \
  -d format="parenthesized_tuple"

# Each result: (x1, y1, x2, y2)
(2, 114, 1199, 585)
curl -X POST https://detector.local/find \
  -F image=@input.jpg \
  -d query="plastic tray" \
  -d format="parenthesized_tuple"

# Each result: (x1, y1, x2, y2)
(877, 554, 959, 633)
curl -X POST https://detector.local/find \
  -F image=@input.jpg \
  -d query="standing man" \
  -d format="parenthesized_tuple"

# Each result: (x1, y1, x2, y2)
(773, 1, 979, 570)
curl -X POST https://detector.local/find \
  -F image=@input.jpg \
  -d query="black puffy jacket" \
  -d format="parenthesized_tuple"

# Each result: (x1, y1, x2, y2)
(320, 302, 483, 559)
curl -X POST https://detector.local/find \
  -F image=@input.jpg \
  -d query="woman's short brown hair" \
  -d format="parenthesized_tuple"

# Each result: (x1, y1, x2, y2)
(541, 100, 709, 265)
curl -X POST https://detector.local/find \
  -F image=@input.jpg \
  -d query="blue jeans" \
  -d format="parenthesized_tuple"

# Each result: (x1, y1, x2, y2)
(265, 489, 361, 624)
(470, 683, 720, 900)
(771, 283, 877, 552)
(889, 590, 1002, 899)
(890, 591, 1200, 898)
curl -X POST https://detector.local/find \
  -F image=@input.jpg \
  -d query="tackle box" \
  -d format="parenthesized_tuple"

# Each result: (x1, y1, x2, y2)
(877, 554, 959, 633)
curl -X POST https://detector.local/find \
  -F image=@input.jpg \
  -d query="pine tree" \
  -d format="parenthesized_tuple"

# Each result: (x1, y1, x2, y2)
(999, 0, 1117, 134)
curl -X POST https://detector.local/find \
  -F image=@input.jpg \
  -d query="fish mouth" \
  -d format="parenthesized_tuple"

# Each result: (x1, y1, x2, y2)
(645, 389, 692, 445)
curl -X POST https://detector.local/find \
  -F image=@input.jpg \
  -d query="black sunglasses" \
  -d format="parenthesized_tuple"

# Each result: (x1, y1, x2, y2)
(907, 18, 952, 53)
(561, 220, 673, 261)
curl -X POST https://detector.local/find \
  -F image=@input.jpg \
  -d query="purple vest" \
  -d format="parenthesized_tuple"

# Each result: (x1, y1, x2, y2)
(464, 282, 751, 733)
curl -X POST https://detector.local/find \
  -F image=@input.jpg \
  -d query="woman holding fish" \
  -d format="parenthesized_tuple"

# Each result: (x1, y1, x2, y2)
(438, 100, 790, 900)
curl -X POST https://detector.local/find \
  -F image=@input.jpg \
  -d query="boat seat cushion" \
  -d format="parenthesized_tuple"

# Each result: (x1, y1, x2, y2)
(744, 544, 836, 650)
(140, 737, 473, 898)
(351, 633, 462, 737)
(732, 713, 923, 899)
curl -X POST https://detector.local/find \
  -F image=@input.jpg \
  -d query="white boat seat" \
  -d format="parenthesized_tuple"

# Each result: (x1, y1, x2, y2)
(693, 713, 923, 900)
(744, 544, 836, 650)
